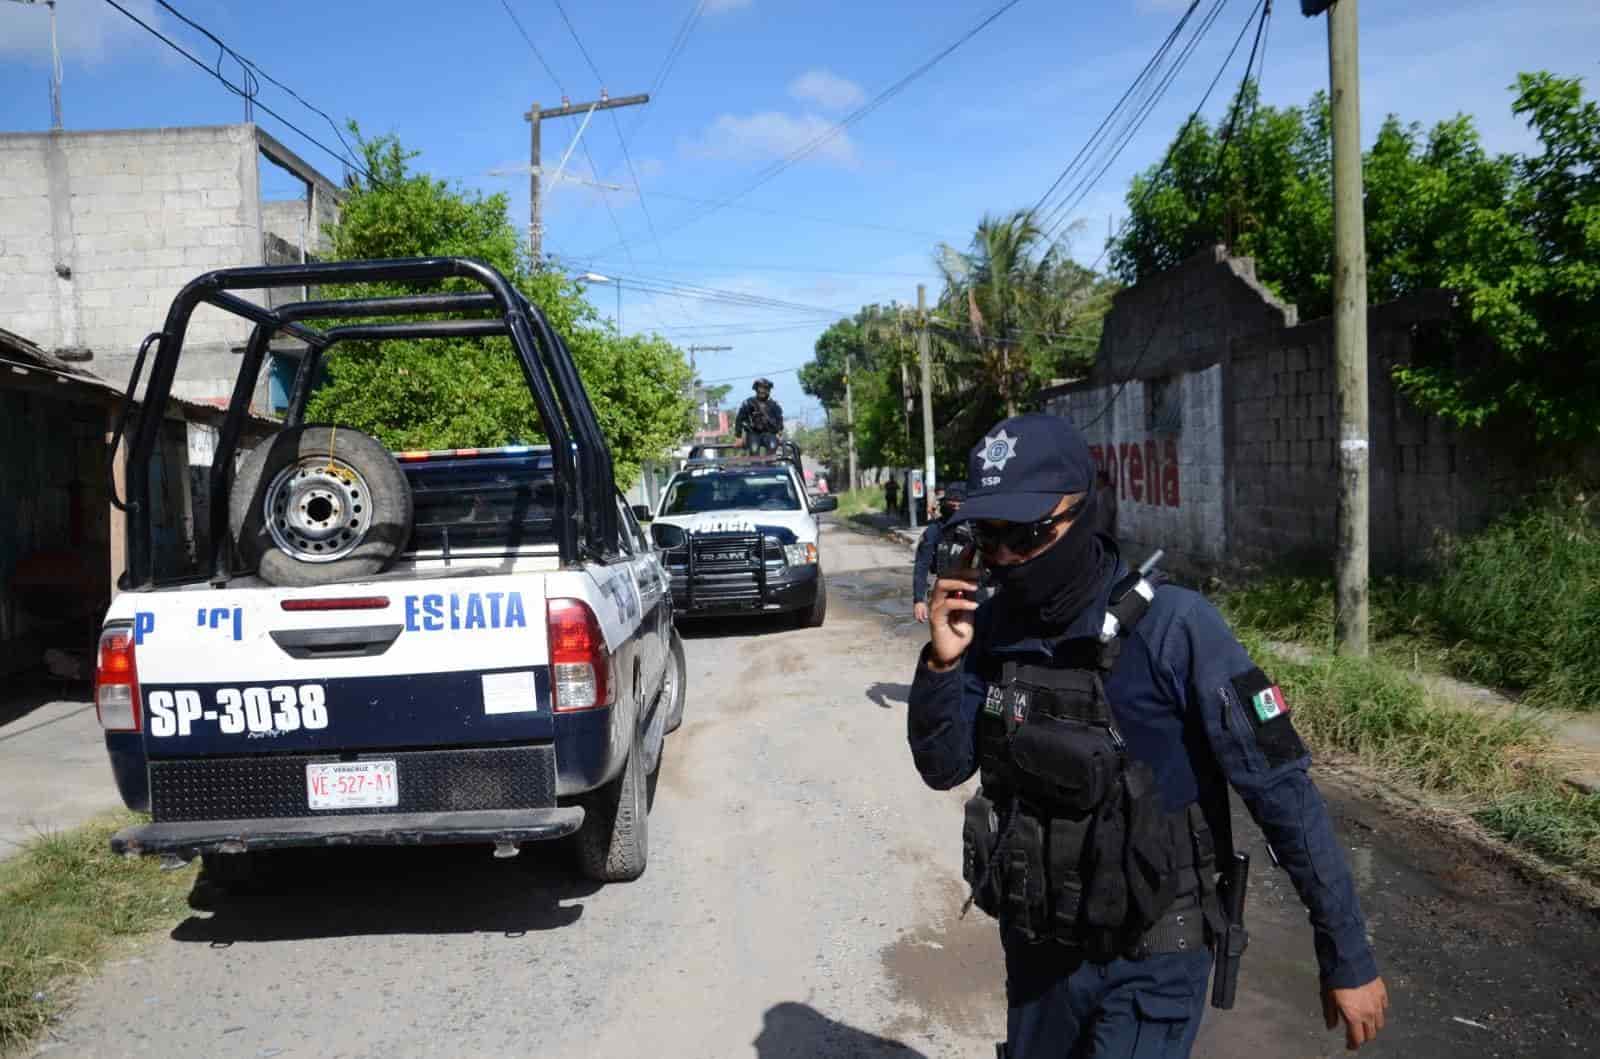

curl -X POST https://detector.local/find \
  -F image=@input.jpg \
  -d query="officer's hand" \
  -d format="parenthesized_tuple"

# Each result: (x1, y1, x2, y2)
(913, 601, 930, 624)
(1323, 977, 1388, 1050)
(927, 575, 979, 670)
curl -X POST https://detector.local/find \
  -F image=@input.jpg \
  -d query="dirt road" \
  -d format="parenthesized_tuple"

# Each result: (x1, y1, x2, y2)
(37, 521, 1600, 1057)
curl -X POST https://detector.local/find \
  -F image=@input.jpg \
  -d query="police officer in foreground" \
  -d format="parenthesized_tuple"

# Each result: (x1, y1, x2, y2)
(914, 483, 966, 624)
(908, 414, 1388, 1057)
(736, 377, 785, 455)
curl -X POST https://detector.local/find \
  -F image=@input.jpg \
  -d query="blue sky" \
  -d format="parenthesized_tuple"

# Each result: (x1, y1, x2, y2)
(3, 0, 1597, 422)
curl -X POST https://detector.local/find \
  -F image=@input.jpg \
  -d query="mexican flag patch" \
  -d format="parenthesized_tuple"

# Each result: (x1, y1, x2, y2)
(1249, 684, 1288, 723)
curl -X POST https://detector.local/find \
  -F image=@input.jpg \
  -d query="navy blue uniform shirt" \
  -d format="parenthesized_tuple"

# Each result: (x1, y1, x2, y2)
(907, 558, 1379, 991)
(912, 519, 944, 603)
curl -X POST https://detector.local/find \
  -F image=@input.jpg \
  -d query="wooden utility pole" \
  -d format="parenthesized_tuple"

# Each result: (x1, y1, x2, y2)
(524, 92, 649, 263)
(1324, 0, 1370, 655)
(917, 284, 936, 516)
(845, 351, 858, 492)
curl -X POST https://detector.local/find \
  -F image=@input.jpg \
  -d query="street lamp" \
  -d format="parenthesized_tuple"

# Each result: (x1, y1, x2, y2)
(6, 0, 62, 129)
(575, 272, 621, 333)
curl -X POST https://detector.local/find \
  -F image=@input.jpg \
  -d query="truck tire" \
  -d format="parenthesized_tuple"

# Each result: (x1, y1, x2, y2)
(575, 724, 649, 882)
(664, 631, 687, 734)
(801, 573, 827, 628)
(230, 425, 411, 587)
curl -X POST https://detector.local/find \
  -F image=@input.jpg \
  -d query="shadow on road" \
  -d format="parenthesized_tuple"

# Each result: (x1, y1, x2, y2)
(171, 844, 601, 944)
(866, 682, 911, 710)
(0, 676, 88, 730)
(754, 1002, 928, 1058)
(676, 613, 796, 640)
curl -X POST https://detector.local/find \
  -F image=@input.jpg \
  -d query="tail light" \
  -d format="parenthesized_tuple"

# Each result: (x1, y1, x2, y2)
(94, 626, 141, 732)
(546, 598, 614, 711)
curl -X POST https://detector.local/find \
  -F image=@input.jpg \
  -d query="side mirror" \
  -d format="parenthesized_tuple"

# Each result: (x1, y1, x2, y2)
(631, 504, 653, 523)
(651, 523, 687, 551)
(811, 495, 839, 513)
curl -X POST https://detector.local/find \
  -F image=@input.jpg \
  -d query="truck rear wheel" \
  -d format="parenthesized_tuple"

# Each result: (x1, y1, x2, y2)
(574, 725, 649, 882)
(664, 632, 687, 734)
(230, 425, 411, 587)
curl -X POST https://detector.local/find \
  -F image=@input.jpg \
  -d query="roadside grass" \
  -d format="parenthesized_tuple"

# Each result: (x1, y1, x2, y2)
(1220, 484, 1600, 712)
(1234, 632, 1600, 885)
(0, 814, 196, 1053)
(829, 488, 889, 523)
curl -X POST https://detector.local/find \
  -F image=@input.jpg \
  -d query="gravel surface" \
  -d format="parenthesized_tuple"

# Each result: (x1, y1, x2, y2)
(32, 521, 1600, 1058)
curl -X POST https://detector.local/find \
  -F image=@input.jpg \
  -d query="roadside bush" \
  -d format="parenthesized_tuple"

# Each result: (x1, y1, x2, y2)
(1221, 485, 1600, 712)
(1403, 485, 1600, 710)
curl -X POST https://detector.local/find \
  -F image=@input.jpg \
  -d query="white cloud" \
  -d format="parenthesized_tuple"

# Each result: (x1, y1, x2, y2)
(0, 0, 169, 64)
(687, 111, 859, 168)
(704, 0, 752, 14)
(788, 69, 866, 111)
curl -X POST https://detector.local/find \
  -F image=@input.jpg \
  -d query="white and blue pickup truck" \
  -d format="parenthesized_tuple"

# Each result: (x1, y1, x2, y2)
(644, 448, 837, 627)
(94, 258, 686, 885)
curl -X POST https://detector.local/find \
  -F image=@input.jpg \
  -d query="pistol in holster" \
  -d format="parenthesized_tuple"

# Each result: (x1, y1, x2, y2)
(1209, 850, 1250, 1010)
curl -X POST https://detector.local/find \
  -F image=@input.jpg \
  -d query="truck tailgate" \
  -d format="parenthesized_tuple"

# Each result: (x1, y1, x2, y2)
(126, 577, 552, 757)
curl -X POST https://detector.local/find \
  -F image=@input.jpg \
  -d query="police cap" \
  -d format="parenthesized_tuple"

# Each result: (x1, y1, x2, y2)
(948, 413, 1095, 526)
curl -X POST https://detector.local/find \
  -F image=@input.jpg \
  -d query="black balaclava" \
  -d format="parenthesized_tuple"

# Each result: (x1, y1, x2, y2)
(986, 489, 1114, 631)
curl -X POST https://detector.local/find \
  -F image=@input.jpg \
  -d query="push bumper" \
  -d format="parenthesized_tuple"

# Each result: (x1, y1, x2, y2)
(671, 562, 819, 616)
(110, 806, 586, 858)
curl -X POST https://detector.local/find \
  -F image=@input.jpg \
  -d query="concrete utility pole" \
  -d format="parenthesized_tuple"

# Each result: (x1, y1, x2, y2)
(524, 92, 648, 264)
(1317, 0, 1370, 655)
(8, 0, 61, 128)
(917, 284, 937, 517)
(845, 351, 858, 492)
(685, 345, 731, 428)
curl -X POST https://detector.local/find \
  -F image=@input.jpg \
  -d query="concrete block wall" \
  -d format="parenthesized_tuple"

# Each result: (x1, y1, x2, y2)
(1046, 364, 1227, 571)
(1095, 245, 1297, 385)
(1074, 248, 1593, 574)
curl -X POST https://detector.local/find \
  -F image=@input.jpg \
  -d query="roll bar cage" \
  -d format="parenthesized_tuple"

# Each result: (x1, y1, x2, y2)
(117, 257, 619, 589)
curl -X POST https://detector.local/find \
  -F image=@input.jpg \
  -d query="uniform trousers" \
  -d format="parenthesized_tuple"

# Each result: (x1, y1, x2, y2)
(1003, 934, 1213, 1059)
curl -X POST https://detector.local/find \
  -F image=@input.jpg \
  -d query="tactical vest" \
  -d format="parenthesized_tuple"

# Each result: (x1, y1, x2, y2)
(745, 398, 780, 434)
(961, 571, 1224, 960)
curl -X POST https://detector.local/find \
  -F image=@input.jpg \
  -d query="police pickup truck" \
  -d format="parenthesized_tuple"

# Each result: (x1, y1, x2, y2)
(645, 446, 836, 626)
(95, 258, 686, 885)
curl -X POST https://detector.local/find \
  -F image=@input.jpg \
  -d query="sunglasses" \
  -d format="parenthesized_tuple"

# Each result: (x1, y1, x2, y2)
(974, 496, 1087, 556)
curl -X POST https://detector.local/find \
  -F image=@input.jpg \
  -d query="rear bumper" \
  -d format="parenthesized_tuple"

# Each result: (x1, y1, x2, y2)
(110, 806, 586, 858)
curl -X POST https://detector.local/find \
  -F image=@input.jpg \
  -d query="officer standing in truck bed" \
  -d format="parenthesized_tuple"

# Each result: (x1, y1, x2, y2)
(907, 413, 1388, 1057)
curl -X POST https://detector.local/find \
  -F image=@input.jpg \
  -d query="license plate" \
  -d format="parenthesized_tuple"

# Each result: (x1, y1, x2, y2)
(306, 761, 398, 811)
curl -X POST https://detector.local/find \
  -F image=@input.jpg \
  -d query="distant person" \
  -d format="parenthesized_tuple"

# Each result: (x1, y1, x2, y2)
(735, 378, 784, 455)
(884, 475, 901, 516)
(912, 483, 965, 623)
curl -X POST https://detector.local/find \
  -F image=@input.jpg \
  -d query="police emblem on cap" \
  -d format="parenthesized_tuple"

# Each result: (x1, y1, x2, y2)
(979, 429, 1019, 473)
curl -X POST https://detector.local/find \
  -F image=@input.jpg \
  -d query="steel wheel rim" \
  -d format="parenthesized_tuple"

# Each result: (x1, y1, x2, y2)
(263, 456, 374, 563)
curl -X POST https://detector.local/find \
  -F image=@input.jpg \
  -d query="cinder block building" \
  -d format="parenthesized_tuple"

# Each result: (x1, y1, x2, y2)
(0, 122, 340, 408)
(1043, 246, 1593, 576)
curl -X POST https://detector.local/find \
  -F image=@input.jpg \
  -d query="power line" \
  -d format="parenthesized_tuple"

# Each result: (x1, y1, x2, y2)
(1081, 0, 1271, 430)
(550, 0, 604, 85)
(1030, 1, 1203, 219)
(151, 0, 360, 170)
(497, 0, 566, 94)
(1040, 0, 1234, 241)
(579, 0, 1028, 259)
(103, 0, 375, 183)
(1084, 0, 1265, 273)
(571, 257, 937, 279)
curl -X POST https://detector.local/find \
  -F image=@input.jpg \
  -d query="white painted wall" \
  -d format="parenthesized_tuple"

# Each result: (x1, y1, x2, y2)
(1046, 364, 1227, 562)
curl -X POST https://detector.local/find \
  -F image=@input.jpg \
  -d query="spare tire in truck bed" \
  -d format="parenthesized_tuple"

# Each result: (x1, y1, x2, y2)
(230, 425, 412, 586)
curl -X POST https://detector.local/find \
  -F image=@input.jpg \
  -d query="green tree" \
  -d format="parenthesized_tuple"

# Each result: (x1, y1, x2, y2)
(1113, 74, 1600, 440)
(304, 129, 693, 485)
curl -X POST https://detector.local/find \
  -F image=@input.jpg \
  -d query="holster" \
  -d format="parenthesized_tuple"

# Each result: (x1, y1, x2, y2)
(962, 793, 1002, 918)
